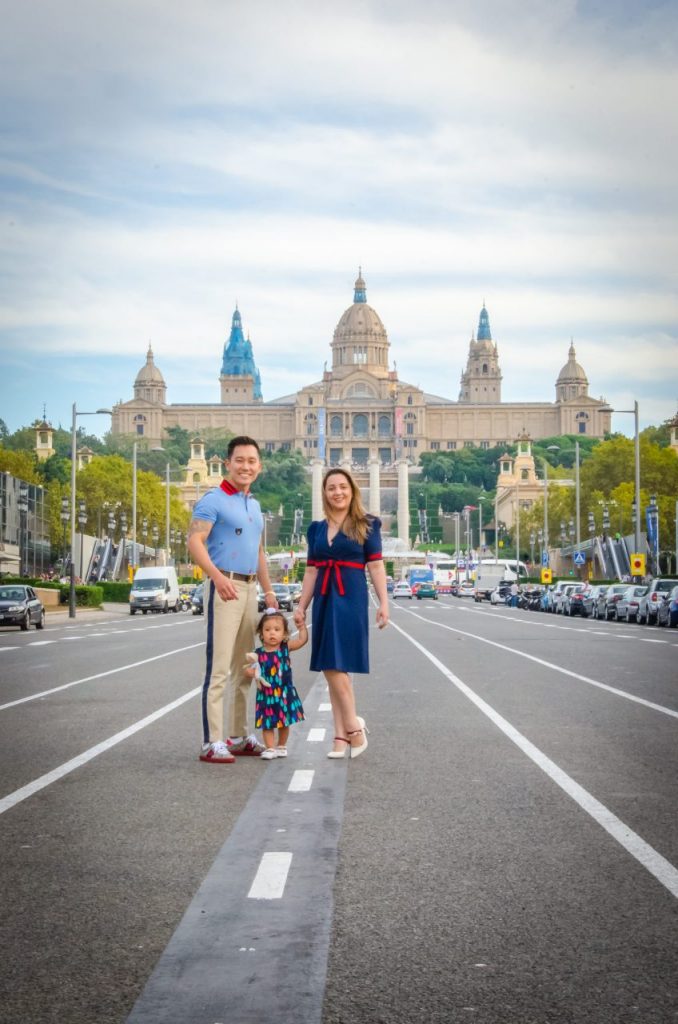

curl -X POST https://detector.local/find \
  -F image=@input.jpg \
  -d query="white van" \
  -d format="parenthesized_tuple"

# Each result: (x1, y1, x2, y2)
(129, 566, 180, 615)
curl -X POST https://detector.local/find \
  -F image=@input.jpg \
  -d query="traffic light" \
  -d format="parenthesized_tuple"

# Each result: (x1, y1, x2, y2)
(630, 553, 645, 576)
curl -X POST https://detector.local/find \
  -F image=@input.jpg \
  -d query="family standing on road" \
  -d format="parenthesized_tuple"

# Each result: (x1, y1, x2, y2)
(187, 437, 389, 765)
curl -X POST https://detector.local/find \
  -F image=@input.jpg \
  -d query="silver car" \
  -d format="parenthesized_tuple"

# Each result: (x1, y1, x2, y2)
(615, 585, 648, 623)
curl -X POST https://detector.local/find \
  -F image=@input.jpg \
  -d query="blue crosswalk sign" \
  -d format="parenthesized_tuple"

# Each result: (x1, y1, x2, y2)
(541, 552, 549, 567)
(573, 551, 586, 566)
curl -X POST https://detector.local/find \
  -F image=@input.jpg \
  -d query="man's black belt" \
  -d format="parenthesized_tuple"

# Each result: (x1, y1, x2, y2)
(219, 570, 257, 583)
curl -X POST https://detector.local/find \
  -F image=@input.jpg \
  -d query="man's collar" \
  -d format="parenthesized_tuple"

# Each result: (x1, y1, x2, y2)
(220, 478, 249, 495)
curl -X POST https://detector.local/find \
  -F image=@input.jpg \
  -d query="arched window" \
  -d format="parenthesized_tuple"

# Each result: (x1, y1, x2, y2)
(521, 469, 529, 480)
(377, 414, 391, 437)
(482, 363, 488, 374)
(330, 415, 342, 437)
(352, 413, 368, 437)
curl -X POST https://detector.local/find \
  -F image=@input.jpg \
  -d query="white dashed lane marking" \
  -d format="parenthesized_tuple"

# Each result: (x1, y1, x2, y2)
(306, 728, 326, 742)
(288, 770, 314, 792)
(247, 852, 293, 900)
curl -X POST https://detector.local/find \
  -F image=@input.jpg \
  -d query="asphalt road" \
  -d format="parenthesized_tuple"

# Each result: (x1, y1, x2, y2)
(0, 599, 677, 1024)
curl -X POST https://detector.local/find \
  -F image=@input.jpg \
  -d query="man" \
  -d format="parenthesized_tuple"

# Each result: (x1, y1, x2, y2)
(187, 436, 277, 764)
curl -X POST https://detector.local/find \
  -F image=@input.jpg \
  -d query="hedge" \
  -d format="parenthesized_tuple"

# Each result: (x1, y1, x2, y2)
(99, 581, 132, 603)
(56, 584, 104, 607)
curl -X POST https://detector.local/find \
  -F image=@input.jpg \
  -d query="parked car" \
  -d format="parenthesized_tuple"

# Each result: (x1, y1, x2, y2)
(561, 583, 590, 616)
(615, 585, 648, 623)
(554, 584, 579, 614)
(601, 583, 631, 621)
(656, 585, 678, 628)
(0, 584, 45, 630)
(490, 583, 511, 605)
(586, 585, 608, 619)
(271, 583, 294, 611)
(638, 578, 678, 625)
(545, 581, 570, 613)
(416, 581, 438, 600)
(288, 582, 302, 603)
(393, 581, 413, 599)
(191, 582, 204, 615)
(457, 580, 476, 598)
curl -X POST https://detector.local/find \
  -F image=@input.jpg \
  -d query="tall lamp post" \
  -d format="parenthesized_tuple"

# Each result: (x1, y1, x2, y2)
(152, 523, 159, 565)
(478, 495, 486, 557)
(60, 496, 70, 572)
(120, 512, 127, 579)
(17, 482, 29, 577)
(69, 404, 112, 617)
(601, 401, 641, 553)
(78, 500, 87, 581)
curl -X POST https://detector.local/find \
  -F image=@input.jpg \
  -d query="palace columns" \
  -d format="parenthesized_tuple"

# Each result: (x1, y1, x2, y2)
(312, 458, 324, 521)
(369, 458, 381, 516)
(397, 459, 409, 545)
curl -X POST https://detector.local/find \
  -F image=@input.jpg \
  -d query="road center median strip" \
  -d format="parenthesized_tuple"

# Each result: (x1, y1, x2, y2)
(390, 618, 678, 901)
(0, 643, 204, 712)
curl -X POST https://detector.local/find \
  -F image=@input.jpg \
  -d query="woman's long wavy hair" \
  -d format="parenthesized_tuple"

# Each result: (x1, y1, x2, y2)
(322, 468, 371, 545)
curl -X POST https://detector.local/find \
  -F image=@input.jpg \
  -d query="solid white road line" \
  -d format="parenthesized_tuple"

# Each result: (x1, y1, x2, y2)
(306, 728, 326, 742)
(0, 642, 204, 712)
(247, 852, 293, 899)
(288, 770, 314, 792)
(390, 619, 678, 900)
(28, 641, 56, 646)
(0, 686, 201, 816)
(403, 609, 678, 720)
(318, 702, 332, 711)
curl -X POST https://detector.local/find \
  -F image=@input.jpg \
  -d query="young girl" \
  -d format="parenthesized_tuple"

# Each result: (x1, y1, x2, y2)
(246, 609, 307, 760)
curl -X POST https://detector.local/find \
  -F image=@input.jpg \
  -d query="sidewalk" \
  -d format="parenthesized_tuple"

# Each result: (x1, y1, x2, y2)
(46, 602, 130, 619)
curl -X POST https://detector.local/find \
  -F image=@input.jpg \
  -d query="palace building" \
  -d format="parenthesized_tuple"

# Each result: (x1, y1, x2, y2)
(111, 272, 611, 470)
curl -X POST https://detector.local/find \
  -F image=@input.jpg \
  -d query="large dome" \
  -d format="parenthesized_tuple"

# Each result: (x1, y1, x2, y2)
(332, 272, 388, 346)
(135, 345, 165, 385)
(557, 342, 588, 384)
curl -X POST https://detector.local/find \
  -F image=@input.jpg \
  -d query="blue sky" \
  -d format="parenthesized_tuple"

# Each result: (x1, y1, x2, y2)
(1, 0, 676, 439)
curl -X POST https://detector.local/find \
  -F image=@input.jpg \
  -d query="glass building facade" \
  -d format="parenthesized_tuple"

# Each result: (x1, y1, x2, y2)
(0, 473, 51, 577)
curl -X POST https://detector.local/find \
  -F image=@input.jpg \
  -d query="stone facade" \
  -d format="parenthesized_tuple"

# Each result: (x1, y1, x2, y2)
(111, 273, 612, 466)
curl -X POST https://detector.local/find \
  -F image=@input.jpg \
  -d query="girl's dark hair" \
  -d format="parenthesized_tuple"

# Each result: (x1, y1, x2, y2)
(256, 609, 289, 640)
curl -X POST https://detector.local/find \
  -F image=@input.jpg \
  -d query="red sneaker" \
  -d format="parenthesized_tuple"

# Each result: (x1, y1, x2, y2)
(227, 735, 265, 756)
(199, 741, 235, 763)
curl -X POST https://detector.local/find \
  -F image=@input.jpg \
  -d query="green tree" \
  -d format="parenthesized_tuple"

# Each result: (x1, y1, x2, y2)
(0, 446, 41, 483)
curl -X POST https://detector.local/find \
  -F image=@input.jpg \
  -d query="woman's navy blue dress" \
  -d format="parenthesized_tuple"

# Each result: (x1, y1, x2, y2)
(307, 517, 382, 673)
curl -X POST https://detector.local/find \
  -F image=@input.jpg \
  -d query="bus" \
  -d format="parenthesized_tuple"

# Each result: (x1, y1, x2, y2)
(428, 556, 528, 584)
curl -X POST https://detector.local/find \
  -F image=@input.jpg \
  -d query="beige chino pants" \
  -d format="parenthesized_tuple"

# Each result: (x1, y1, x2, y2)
(202, 579, 258, 743)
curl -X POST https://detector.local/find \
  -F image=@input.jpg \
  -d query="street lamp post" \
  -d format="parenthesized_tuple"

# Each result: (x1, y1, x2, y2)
(60, 496, 70, 572)
(78, 500, 87, 581)
(18, 482, 29, 577)
(529, 530, 536, 567)
(152, 523, 159, 565)
(120, 512, 127, 578)
(478, 495, 486, 557)
(70, 404, 112, 617)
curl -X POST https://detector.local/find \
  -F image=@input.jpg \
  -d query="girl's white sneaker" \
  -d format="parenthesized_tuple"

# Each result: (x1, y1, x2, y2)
(260, 748, 277, 760)
(276, 747, 288, 757)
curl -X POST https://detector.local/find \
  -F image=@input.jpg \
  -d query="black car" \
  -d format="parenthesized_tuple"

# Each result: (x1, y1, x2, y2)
(191, 583, 204, 615)
(0, 584, 45, 630)
(271, 583, 294, 611)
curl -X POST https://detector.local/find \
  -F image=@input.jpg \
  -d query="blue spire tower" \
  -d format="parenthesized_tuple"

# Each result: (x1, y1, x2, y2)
(219, 306, 263, 403)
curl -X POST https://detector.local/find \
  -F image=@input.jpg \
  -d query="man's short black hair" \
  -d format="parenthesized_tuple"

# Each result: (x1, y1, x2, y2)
(227, 436, 261, 459)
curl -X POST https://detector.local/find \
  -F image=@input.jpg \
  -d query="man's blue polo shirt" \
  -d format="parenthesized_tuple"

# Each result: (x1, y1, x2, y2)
(193, 480, 263, 574)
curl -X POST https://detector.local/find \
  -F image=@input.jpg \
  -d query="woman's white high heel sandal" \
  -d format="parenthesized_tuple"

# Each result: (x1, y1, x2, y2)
(347, 716, 369, 759)
(327, 737, 350, 759)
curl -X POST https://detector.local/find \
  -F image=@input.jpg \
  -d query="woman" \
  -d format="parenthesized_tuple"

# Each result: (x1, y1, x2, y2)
(294, 468, 389, 759)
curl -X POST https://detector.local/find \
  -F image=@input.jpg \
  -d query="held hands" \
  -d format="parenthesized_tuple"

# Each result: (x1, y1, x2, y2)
(293, 607, 306, 629)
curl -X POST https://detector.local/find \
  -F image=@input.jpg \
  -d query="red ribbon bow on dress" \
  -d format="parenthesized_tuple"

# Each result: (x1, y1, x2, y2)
(312, 559, 366, 596)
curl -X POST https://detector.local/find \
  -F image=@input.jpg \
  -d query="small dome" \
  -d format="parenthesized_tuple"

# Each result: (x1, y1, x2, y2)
(135, 345, 165, 385)
(557, 342, 588, 384)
